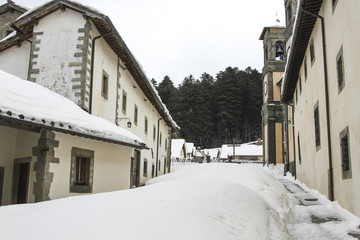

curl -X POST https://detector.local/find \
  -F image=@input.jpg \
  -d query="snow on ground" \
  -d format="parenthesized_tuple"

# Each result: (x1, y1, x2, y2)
(264, 164, 360, 240)
(0, 163, 291, 240)
(1, 162, 359, 239)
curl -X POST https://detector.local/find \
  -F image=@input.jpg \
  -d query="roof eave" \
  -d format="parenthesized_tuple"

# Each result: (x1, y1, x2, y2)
(281, 0, 323, 103)
(0, 114, 148, 149)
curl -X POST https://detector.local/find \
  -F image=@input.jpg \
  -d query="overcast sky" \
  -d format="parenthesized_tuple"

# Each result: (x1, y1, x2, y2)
(10, 0, 285, 86)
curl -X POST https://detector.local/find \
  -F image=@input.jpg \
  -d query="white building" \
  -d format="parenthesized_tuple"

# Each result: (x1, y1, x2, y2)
(281, 0, 360, 216)
(0, 0, 178, 205)
(171, 139, 186, 162)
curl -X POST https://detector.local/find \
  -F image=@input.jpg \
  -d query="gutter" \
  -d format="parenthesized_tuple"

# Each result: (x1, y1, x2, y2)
(89, 19, 112, 114)
(300, 7, 334, 201)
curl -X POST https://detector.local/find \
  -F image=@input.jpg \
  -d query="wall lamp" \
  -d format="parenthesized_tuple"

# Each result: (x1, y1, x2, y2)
(116, 117, 132, 128)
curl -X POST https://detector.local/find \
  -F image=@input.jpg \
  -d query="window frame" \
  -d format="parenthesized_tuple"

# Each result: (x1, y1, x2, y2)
(304, 56, 308, 80)
(297, 133, 302, 164)
(160, 132, 162, 146)
(310, 38, 315, 65)
(153, 125, 156, 141)
(314, 101, 321, 151)
(340, 127, 351, 179)
(70, 147, 94, 193)
(122, 90, 127, 114)
(143, 159, 148, 177)
(144, 116, 148, 135)
(332, 0, 339, 13)
(101, 70, 109, 100)
(336, 46, 345, 93)
(134, 104, 138, 126)
(151, 164, 155, 178)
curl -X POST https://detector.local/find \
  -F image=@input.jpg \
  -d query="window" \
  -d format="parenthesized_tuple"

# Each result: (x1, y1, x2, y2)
(295, 87, 298, 104)
(264, 46, 268, 63)
(134, 104, 138, 125)
(314, 102, 321, 151)
(299, 76, 302, 94)
(122, 90, 127, 114)
(286, 3, 292, 24)
(75, 157, 90, 185)
(70, 147, 94, 193)
(151, 164, 155, 178)
(336, 46, 345, 93)
(310, 38, 315, 65)
(160, 132, 162, 146)
(165, 138, 167, 151)
(332, 0, 339, 12)
(297, 134, 302, 164)
(158, 160, 161, 171)
(144, 116, 148, 135)
(340, 127, 351, 179)
(143, 159, 148, 177)
(304, 56, 308, 80)
(101, 71, 108, 99)
(153, 125, 156, 141)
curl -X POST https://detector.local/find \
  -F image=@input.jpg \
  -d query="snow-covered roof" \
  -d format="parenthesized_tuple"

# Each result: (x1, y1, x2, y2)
(0, 70, 146, 148)
(185, 142, 194, 154)
(0, 0, 178, 130)
(220, 143, 263, 159)
(281, 0, 323, 102)
(204, 148, 220, 159)
(171, 139, 185, 159)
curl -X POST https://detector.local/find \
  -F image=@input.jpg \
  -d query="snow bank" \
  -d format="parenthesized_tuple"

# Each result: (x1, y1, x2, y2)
(265, 164, 360, 240)
(0, 164, 292, 240)
(148, 163, 292, 239)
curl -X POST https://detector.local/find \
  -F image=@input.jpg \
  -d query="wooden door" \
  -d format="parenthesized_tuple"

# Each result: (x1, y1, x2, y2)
(130, 150, 140, 188)
(12, 159, 30, 204)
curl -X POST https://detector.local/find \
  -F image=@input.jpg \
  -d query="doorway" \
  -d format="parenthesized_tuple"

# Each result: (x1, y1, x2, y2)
(12, 158, 31, 204)
(0, 167, 4, 205)
(130, 150, 140, 188)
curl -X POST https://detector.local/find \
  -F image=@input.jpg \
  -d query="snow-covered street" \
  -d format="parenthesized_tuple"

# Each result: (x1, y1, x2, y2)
(0, 163, 359, 240)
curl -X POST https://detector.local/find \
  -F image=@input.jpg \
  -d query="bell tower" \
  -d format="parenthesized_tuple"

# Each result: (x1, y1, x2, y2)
(259, 26, 286, 165)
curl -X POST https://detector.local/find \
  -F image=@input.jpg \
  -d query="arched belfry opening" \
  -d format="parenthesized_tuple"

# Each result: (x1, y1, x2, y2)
(275, 41, 285, 60)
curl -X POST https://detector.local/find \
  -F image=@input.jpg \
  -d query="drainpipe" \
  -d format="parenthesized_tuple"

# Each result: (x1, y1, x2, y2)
(301, 7, 334, 201)
(291, 103, 296, 179)
(155, 118, 163, 177)
(89, 26, 113, 114)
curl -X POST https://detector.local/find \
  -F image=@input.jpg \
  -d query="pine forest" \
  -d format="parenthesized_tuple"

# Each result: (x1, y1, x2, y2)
(154, 66, 262, 148)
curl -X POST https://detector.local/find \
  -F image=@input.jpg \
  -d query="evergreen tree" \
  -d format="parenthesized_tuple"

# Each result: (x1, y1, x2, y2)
(156, 67, 262, 148)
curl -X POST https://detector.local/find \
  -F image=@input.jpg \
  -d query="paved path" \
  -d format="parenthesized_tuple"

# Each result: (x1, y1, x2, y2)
(277, 178, 360, 240)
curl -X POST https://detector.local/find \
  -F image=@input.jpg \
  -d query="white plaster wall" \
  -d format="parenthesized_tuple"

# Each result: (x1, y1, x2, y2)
(293, 16, 330, 198)
(90, 23, 172, 184)
(321, 0, 360, 216)
(293, 0, 360, 216)
(91, 26, 118, 122)
(50, 132, 133, 200)
(0, 126, 39, 205)
(0, 126, 16, 205)
(31, 9, 86, 103)
(0, 41, 31, 80)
